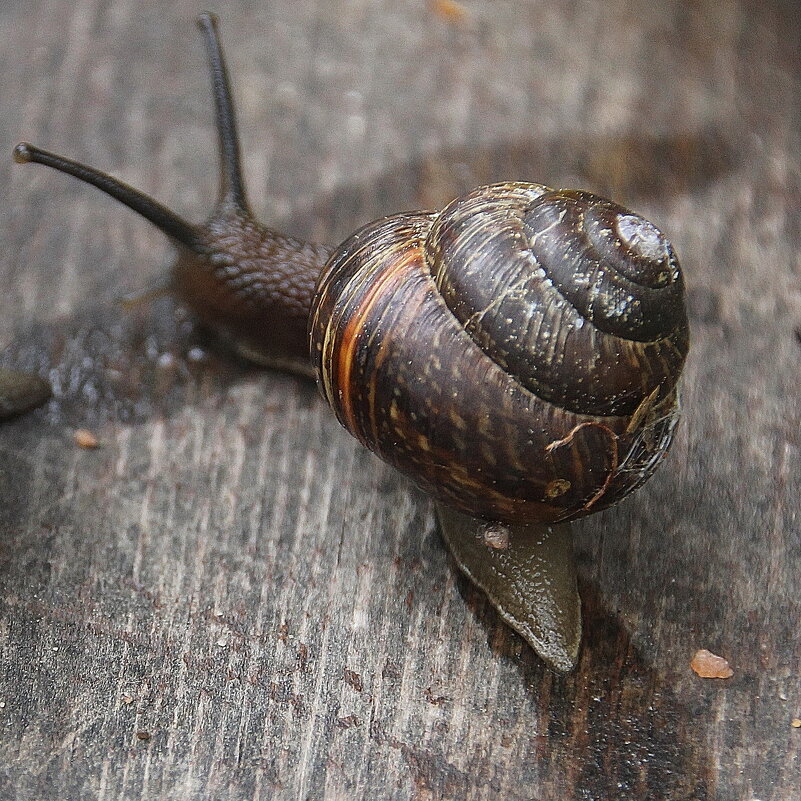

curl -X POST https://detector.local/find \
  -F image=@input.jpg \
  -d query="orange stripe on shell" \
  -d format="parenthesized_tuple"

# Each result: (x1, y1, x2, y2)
(334, 244, 421, 444)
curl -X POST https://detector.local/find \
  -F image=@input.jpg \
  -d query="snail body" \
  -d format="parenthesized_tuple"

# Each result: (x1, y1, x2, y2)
(14, 14, 688, 671)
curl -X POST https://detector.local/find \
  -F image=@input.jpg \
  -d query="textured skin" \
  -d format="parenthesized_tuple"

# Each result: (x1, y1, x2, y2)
(172, 206, 331, 370)
(310, 183, 688, 524)
(437, 504, 581, 672)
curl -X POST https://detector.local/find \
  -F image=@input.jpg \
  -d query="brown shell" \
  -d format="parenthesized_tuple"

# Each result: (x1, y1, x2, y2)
(309, 183, 688, 524)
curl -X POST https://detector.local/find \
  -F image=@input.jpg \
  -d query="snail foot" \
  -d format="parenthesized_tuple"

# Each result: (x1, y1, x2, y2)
(436, 503, 581, 673)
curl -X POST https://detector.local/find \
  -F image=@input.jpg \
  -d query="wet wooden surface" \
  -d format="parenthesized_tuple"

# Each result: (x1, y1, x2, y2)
(1, 1, 799, 799)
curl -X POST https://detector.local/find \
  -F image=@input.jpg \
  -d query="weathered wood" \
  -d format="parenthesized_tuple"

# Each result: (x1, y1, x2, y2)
(1, 1, 799, 799)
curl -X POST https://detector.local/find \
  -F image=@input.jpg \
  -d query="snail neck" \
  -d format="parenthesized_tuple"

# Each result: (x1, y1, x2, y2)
(13, 13, 331, 374)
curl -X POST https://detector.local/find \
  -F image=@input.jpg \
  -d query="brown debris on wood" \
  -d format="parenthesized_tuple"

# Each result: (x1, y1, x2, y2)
(690, 649, 734, 679)
(431, 0, 469, 23)
(74, 429, 100, 448)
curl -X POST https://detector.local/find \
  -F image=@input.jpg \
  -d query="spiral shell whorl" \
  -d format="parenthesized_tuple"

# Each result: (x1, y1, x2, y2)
(428, 184, 688, 416)
(310, 183, 688, 524)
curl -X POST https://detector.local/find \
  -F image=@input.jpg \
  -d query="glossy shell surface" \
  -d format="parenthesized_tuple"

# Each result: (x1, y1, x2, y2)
(310, 183, 688, 524)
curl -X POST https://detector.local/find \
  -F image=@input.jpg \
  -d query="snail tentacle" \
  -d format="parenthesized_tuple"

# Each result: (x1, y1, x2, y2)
(12, 142, 201, 250)
(197, 12, 250, 215)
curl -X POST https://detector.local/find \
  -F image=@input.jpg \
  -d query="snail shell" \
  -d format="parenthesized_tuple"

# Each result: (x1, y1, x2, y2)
(310, 182, 688, 524)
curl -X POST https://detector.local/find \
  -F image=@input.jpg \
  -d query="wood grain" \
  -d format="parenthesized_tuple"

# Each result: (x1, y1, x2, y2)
(1, 1, 799, 799)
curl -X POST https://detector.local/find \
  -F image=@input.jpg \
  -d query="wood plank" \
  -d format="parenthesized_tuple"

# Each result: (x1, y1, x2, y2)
(1, 1, 799, 798)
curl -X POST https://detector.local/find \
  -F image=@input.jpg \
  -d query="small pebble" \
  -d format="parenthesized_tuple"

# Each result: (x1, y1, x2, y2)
(74, 429, 100, 449)
(481, 523, 509, 550)
(431, 0, 469, 22)
(690, 649, 733, 679)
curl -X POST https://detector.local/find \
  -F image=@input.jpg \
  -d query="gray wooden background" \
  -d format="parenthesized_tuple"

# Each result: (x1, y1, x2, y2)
(1, 1, 799, 799)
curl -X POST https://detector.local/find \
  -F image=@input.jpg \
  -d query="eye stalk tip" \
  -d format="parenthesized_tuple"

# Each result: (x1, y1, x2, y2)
(13, 143, 34, 164)
(196, 11, 219, 31)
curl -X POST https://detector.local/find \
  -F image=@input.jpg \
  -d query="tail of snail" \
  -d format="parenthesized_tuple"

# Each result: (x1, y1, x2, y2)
(14, 13, 689, 672)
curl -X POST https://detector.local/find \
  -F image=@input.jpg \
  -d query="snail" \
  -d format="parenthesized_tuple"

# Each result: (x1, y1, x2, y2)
(13, 13, 688, 672)
(0, 367, 51, 421)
